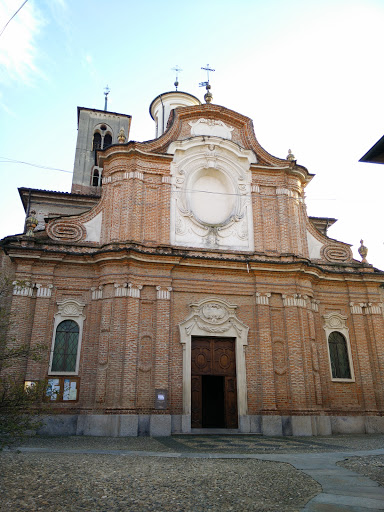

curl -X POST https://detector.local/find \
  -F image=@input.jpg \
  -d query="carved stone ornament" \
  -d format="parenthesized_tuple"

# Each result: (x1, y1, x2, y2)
(201, 302, 228, 323)
(188, 118, 234, 140)
(168, 137, 256, 251)
(358, 239, 368, 263)
(25, 210, 38, 237)
(56, 299, 86, 319)
(117, 127, 126, 144)
(323, 312, 348, 331)
(184, 298, 244, 335)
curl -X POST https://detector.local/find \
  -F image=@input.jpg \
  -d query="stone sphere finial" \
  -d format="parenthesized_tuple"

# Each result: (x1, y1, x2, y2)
(287, 149, 295, 161)
(117, 127, 126, 144)
(25, 210, 38, 237)
(204, 84, 213, 104)
(358, 239, 368, 263)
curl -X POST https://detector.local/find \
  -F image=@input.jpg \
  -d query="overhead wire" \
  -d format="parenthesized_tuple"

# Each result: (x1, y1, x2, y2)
(0, 0, 29, 38)
(0, 156, 339, 199)
(0, 156, 73, 174)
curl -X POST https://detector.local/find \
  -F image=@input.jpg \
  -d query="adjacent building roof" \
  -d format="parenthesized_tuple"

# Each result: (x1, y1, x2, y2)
(359, 134, 384, 164)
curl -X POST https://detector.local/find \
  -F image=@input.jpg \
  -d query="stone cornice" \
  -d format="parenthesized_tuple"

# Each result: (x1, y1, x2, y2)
(3, 240, 384, 282)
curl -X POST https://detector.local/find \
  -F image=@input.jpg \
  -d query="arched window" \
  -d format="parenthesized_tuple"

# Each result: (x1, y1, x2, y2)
(92, 168, 100, 187)
(103, 133, 112, 148)
(328, 331, 351, 379)
(51, 320, 79, 373)
(93, 132, 102, 150)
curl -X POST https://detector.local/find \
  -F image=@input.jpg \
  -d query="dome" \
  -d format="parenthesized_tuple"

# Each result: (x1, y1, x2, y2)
(149, 91, 201, 137)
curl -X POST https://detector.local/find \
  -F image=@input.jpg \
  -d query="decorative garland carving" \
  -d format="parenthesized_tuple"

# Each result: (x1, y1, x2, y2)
(183, 298, 246, 336)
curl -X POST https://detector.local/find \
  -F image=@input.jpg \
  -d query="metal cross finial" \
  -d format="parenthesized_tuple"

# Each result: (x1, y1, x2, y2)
(171, 65, 183, 90)
(104, 85, 110, 111)
(199, 64, 215, 103)
(201, 64, 215, 83)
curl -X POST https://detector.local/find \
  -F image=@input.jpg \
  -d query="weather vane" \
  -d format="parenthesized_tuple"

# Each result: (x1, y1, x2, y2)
(172, 65, 183, 91)
(104, 85, 110, 111)
(199, 64, 215, 103)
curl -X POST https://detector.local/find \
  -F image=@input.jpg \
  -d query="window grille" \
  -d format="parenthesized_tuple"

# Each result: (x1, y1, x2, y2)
(51, 320, 79, 373)
(328, 331, 351, 379)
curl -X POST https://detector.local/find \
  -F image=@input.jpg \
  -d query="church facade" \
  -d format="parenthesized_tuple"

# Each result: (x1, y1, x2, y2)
(2, 89, 384, 436)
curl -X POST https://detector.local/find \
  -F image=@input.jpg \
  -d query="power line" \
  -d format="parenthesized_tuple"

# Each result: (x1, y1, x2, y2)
(0, 157, 73, 174)
(0, 0, 29, 38)
(0, 156, 337, 199)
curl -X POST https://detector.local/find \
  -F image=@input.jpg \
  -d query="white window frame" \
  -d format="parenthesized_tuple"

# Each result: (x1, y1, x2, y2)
(323, 312, 355, 382)
(48, 299, 86, 376)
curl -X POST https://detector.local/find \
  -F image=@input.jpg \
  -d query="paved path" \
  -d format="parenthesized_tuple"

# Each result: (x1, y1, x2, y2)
(258, 450, 384, 511)
(14, 445, 384, 511)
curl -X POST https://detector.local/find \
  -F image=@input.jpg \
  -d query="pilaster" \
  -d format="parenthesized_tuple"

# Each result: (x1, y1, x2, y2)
(95, 290, 112, 405)
(349, 303, 377, 410)
(154, 286, 172, 392)
(121, 284, 142, 408)
(282, 294, 307, 408)
(256, 292, 277, 411)
(26, 283, 54, 380)
(160, 176, 171, 245)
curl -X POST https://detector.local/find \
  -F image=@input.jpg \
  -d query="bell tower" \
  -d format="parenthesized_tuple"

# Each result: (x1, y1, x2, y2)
(71, 104, 131, 196)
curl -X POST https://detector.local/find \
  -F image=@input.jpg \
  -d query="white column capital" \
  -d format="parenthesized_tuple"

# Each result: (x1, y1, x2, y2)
(156, 286, 172, 300)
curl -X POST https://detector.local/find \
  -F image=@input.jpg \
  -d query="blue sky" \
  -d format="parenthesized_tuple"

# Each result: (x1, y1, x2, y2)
(1, 0, 383, 268)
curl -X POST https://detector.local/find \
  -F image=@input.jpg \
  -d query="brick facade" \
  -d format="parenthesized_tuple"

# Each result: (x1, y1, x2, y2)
(1, 95, 384, 436)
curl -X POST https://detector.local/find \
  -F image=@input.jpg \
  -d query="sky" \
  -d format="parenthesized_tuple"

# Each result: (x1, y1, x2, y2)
(0, 0, 383, 269)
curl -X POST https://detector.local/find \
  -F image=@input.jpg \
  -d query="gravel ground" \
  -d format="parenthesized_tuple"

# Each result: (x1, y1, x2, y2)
(338, 455, 384, 487)
(0, 452, 320, 512)
(1, 435, 383, 512)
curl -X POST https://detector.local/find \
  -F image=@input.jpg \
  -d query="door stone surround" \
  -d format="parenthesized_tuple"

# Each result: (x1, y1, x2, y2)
(179, 298, 249, 431)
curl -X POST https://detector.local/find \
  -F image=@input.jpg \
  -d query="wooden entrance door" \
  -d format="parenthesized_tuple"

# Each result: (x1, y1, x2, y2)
(191, 337, 238, 428)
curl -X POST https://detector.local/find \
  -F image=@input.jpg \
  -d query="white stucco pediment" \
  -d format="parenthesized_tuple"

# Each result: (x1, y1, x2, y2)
(168, 137, 256, 251)
(188, 118, 234, 140)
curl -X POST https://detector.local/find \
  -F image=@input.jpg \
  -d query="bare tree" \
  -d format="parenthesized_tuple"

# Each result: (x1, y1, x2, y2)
(0, 267, 48, 448)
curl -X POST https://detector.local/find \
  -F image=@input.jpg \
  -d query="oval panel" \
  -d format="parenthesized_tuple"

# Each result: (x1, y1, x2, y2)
(322, 244, 352, 262)
(196, 353, 208, 369)
(219, 353, 231, 369)
(190, 168, 235, 225)
(47, 221, 86, 242)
